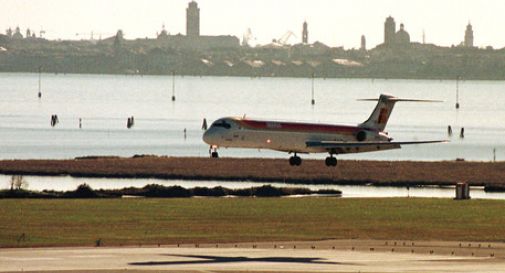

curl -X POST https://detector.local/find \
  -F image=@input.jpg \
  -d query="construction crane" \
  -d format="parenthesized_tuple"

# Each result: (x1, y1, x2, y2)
(272, 31, 297, 46)
(242, 28, 256, 47)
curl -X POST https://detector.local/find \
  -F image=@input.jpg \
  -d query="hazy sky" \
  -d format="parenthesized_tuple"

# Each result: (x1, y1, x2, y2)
(1, 0, 504, 49)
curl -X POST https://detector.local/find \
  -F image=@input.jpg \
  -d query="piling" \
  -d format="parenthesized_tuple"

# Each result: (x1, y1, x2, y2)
(171, 71, 176, 101)
(127, 116, 135, 129)
(202, 118, 208, 130)
(50, 115, 59, 127)
(310, 72, 315, 105)
(38, 66, 42, 99)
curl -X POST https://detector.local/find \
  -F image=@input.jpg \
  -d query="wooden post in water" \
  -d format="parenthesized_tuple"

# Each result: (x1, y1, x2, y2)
(171, 71, 176, 102)
(202, 118, 208, 130)
(38, 66, 42, 99)
(455, 76, 460, 109)
(311, 72, 315, 105)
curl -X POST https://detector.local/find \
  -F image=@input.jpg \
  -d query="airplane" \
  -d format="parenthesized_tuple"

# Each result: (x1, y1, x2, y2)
(202, 94, 446, 167)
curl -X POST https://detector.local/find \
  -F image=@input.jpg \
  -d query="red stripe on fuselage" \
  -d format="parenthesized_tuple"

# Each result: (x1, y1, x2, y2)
(237, 119, 363, 134)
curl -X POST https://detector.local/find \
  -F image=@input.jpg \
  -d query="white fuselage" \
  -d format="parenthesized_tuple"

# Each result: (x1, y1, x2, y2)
(203, 117, 391, 154)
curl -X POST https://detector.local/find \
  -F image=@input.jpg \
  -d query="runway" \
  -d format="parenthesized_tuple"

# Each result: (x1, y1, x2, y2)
(1, 243, 504, 273)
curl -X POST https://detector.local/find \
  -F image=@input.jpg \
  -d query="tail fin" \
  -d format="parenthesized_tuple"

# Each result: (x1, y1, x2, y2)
(358, 94, 441, 131)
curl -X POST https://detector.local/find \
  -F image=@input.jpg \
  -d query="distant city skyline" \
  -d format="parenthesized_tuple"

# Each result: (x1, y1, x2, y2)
(1, 0, 505, 49)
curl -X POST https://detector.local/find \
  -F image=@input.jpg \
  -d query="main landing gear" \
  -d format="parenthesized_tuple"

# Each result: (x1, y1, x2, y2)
(325, 155, 337, 167)
(289, 154, 302, 166)
(209, 146, 219, 158)
(288, 154, 337, 167)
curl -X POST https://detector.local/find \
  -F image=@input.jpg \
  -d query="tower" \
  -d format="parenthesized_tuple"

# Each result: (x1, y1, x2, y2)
(464, 22, 473, 47)
(186, 1, 200, 37)
(360, 35, 366, 50)
(384, 16, 396, 46)
(302, 21, 308, 44)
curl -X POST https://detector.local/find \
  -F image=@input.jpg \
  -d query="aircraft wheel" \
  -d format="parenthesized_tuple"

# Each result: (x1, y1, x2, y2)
(289, 156, 296, 166)
(211, 151, 219, 158)
(295, 156, 302, 166)
(325, 156, 337, 167)
(289, 156, 302, 166)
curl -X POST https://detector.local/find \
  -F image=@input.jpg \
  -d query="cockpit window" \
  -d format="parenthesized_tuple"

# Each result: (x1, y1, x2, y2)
(211, 120, 231, 129)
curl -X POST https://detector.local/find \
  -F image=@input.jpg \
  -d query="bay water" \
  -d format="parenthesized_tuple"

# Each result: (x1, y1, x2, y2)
(1, 73, 504, 161)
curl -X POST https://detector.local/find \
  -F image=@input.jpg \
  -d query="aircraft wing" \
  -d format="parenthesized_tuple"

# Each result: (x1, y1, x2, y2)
(306, 140, 447, 153)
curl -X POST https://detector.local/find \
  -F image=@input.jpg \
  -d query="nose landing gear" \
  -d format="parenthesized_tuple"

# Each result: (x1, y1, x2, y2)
(209, 146, 219, 158)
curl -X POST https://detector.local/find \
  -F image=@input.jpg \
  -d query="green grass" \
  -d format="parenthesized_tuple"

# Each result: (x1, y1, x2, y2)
(1, 198, 505, 247)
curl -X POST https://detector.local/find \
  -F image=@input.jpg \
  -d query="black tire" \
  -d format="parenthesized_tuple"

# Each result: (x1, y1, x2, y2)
(325, 157, 332, 166)
(289, 156, 296, 166)
(294, 156, 302, 166)
(325, 157, 337, 167)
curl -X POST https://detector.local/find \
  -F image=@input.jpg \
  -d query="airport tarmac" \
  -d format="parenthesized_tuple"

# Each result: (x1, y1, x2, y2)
(1, 242, 505, 273)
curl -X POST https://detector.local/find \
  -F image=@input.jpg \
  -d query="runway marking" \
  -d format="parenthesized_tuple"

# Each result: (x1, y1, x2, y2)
(0, 257, 60, 261)
(68, 255, 117, 258)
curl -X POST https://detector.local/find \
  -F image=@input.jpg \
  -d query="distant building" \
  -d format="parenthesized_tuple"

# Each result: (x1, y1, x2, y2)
(383, 16, 410, 48)
(154, 1, 238, 51)
(302, 21, 308, 44)
(291, 41, 331, 57)
(464, 22, 474, 47)
(157, 34, 240, 51)
(186, 1, 200, 37)
(113, 29, 124, 52)
(360, 35, 366, 50)
(395, 23, 410, 46)
(12, 26, 23, 39)
(157, 24, 169, 39)
(384, 16, 396, 46)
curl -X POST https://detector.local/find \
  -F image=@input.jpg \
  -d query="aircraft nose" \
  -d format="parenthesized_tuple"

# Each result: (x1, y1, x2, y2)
(202, 128, 215, 145)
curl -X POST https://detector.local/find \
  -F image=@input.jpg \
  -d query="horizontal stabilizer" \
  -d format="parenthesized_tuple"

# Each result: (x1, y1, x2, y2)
(358, 94, 443, 132)
(357, 98, 443, 103)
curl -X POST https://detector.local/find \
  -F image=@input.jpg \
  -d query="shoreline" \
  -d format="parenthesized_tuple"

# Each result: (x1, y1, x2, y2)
(4, 71, 505, 82)
(0, 156, 504, 189)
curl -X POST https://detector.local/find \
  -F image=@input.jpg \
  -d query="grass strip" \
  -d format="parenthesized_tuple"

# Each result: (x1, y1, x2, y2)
(1, 197, 505, 247)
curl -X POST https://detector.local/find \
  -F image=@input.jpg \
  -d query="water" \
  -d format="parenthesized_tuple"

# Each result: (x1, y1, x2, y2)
(2, 175, 505, 200)
(1, 73, 505, 161)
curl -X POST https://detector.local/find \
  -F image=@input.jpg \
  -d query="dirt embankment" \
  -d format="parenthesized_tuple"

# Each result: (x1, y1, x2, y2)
(0, 156, 504, 187)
